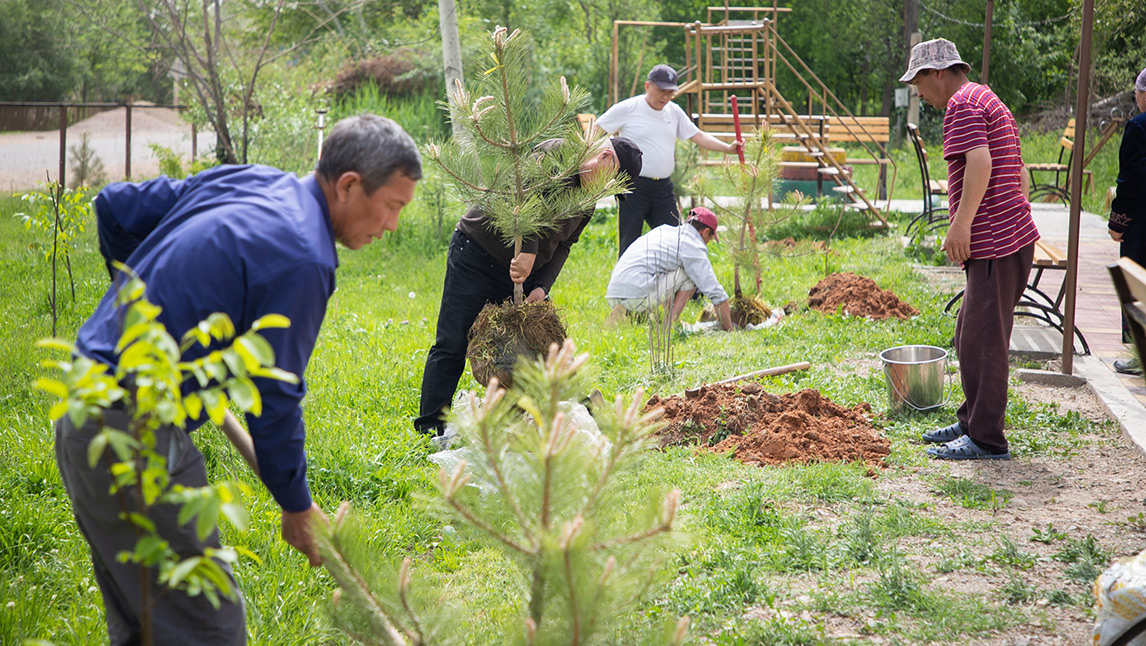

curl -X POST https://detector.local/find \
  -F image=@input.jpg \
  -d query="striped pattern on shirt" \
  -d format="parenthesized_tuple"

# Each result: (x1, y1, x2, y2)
(942, 83, 1039, 259)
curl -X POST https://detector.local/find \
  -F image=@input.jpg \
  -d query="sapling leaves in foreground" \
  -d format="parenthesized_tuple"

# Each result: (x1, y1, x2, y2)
(35, 267, 295, 643)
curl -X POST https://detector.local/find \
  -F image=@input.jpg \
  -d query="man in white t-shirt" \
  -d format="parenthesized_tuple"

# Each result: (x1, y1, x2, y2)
(606, 207, 734, 332)
(596, 64, 743, 257)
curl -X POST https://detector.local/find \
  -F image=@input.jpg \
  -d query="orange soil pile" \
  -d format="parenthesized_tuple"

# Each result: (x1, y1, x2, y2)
(808, 272, 919, 320)
(649, 382, 889, 467)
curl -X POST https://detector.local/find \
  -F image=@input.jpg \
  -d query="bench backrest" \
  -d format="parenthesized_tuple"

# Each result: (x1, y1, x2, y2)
(694, 113, 890, 143)
(1109, 258, 1146, 368)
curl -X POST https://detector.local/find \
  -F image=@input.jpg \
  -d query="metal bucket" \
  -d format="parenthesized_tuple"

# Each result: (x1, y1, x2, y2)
(880, 345, 949, 413)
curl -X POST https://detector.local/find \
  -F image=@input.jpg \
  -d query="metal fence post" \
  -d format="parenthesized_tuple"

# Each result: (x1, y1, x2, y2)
(125, 102, 133, 179)
(58, 104, 67, 188)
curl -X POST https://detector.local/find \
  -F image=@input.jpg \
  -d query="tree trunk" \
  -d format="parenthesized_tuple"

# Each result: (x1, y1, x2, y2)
(513, 236, 524, 305)
(439, 0, 466, 140)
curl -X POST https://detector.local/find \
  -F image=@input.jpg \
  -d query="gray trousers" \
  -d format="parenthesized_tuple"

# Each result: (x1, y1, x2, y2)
(56, 410, 246, 645)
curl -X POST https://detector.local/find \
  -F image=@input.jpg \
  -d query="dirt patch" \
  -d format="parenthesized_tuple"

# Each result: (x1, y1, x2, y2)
(649, 383, 889, 467)
(808, 272, 919, 320)
(467, 300, 566, 388)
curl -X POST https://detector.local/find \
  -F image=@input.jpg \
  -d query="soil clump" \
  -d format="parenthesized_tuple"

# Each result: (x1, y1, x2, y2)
(649, 383, 889, 467)
(729, 294, 772, 327)
(467, 300, 566, 388)
(808, 271, 919, 319)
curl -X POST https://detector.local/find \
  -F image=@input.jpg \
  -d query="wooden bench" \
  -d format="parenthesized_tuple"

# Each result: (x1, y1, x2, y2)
(945, 238, 1090, 354)
(1027, 118, 1093, 202)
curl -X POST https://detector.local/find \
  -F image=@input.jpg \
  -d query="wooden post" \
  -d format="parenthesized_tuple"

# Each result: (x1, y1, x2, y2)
(1061, 0, 1095, 374)
(610, 21, 619, 106)
(58, 104, 67, 190)
(125, 101, 133, 179)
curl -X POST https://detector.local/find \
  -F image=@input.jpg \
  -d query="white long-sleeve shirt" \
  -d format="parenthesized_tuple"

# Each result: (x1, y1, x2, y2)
(606, 224, 729, 305)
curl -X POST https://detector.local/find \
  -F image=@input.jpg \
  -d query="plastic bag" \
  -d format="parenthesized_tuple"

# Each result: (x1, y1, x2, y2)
(1094, 549, 1146, 646)
(428, 394, 609, 494)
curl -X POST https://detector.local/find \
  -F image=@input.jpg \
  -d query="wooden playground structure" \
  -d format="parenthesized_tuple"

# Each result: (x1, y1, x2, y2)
(608, 4, 897, 226)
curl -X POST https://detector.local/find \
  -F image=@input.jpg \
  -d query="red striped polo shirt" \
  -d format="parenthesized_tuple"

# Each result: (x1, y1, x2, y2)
(943, 83, 1039, 259)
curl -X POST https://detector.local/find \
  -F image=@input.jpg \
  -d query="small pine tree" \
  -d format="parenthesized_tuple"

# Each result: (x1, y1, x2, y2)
(317, 339, 689, 645)
(423, 27, 628, 305)
(692, 130, 808, 325)
(69, 132, 107, 188)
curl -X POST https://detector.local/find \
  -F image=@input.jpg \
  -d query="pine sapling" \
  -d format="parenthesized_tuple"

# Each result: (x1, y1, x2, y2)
(317, 339, 690, 645)
(692, 131, 808, 326)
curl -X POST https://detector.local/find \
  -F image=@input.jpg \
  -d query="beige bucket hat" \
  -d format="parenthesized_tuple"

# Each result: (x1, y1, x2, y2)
(900, 38, 971, 83)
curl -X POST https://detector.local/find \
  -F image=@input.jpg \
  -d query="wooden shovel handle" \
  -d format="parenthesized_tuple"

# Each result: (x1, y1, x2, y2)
(687, 361, 812, 394)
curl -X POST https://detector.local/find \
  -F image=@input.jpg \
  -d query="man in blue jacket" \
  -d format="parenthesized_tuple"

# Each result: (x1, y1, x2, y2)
(61, 114, 421, 645)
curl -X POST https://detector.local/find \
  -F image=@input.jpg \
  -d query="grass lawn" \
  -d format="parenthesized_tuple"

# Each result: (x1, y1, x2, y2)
(0, 148, 1137, 644)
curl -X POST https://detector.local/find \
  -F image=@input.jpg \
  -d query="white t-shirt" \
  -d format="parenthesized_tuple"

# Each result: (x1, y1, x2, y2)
(595, 95, 700, 179)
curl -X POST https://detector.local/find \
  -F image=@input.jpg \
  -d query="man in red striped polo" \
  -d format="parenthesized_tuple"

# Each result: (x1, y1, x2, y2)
(901, 38, 1040, 460)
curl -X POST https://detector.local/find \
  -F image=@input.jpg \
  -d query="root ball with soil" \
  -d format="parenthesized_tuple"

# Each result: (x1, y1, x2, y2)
(467, 300, 567, 388)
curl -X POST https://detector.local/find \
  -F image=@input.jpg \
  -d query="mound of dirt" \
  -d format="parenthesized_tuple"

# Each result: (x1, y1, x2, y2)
(808, 272, 919, 320)
(467, 300, 566, 388)
(649, 383, 889, 467)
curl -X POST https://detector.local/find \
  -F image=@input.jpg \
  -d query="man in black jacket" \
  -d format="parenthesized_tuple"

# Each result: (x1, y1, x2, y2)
(414, 137, 641, 435)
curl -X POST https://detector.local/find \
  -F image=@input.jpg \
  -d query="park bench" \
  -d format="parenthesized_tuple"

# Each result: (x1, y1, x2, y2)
(945, 238, 1090, 355)
(1027, 118, 1093, 202)
(1109, 257, 1146, 373)
(694, 112, 892, 198)
(905, 122, 949, 236)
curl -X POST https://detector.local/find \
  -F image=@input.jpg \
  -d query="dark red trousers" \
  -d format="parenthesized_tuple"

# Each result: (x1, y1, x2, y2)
(953, 243, 1035, 453)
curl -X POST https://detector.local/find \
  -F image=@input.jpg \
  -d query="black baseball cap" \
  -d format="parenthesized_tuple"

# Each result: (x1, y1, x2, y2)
(610, 136, 642, 200)
(647, 64, 680, 91)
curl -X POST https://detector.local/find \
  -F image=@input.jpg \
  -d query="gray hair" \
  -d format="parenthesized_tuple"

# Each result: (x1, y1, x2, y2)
(316, 114, 422, 192)
(1136, 66, 1146, 93)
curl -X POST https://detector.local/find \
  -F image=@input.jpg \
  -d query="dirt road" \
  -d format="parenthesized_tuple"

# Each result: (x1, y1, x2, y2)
(0, 106, 216, 192)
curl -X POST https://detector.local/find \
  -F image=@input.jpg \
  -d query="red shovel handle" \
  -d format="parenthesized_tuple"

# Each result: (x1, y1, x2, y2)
(730, 95, 746, 165)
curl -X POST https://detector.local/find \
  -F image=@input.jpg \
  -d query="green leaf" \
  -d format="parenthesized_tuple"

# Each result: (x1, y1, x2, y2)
(166, 556, 202, 589)
(126, 512, 156, 533)
(248, 366, 299, 385)
(104, 429, 140, 462)
(35, 337, 75, 353)
(87, 431, 110, 468)
(116, 321, 152, 353)
(178, 495, 208, 528)
(207, 391, 227, 425)
(251, 314, 290, 330)
(219, 502, 249, 532)
(226, 378, 260, 416)
(32, 378, 68, 399)
(240, 334, 275, 367)
(195, 497, 221, 542)
(185, 393, 203, 420)
(48, 400, 69, 422)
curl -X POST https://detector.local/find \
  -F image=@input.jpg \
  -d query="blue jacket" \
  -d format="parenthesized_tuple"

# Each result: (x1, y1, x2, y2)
(81, 164, 337, 513)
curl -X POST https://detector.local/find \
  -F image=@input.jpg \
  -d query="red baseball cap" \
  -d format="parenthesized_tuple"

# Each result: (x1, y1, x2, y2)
(688, 206, 719, 241)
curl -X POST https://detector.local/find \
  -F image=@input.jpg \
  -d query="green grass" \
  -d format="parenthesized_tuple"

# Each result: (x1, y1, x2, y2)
(0, 157, 1120, 645)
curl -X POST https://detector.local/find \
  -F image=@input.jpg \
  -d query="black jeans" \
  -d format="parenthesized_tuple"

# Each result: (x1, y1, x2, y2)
(415, 230, 535, 434)
(617, 176, 681, 257)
